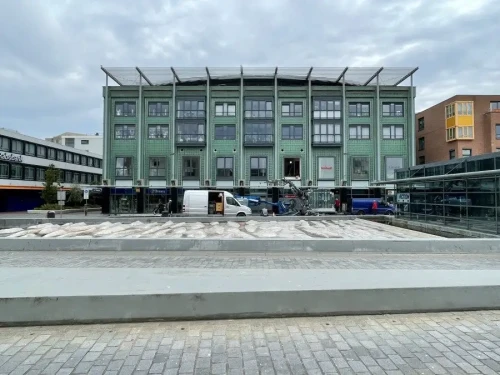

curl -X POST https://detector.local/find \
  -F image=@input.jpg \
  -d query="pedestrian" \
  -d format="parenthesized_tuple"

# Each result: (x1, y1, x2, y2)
(334, 198, 340, 213)
(166, 199, 172, 216)
(371, 200, 378, 215)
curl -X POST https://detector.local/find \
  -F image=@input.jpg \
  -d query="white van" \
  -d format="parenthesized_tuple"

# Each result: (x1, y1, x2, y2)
(182, 190, 252, 217)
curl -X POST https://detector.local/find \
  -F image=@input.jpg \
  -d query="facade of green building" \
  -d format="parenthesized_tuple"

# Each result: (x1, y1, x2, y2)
(101, 67, 417, 189)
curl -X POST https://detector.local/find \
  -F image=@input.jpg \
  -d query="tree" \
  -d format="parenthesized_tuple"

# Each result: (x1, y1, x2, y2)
(67, 185, 83, 206)
(41, 164, 58, 204)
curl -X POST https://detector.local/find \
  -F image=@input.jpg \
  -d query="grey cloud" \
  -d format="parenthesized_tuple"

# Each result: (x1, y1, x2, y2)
(0, 0, 499, 137)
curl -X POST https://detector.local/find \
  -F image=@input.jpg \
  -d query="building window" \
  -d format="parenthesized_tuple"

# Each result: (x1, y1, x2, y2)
(36, 145, 46, 158)
(148, 125, 169, 139)
(385, 157, 403, 180)
(457, 126, 473, 138)
(65, 138, 75, 148)
(37, 168, 45, 181)
(183, 157, 200, 180)
(81, 155, 87, 166)
(25, 143, 35, 155)
(349, 125, 370, 140)
(12, 140, 22, 154)
(81, 174, 87, 184)
(284, 158, 300, 178)
(215, 125, 236, 140)
(351, 157, 369, 180)
(349, 102, 370, 117)
(0, 163, 8, 178)
(148, 102, 169, 117)
(445, 103, 455, 118)
(318, 157, 335, 180)
(244, 122, 273, 144)
(418, 137, 425, 151)
(58, 170, 64, 183)
(65, 152, 73, 164)
(149, 157, 166, 177)
(11, 164, 22, 180)
(115, 157, 132, 177)
(418, 117, 424, 131)
(177, 100, 205, 118)
(446, 127, 456, 141)
(490, 102, 500, 111)
(96, 159, 101, 168)
(81, 140, 89, 145)
(457, 102, 473, 115)
(57, 150, 64, 161)
(177, 123, 205, 143)
(449, 149, 456, 160)
(382, 125, 404, 140)
(25, 167, 35, 180)
(245, 100, 273, 118)
(115, 102, 136, 117)
(88, 158, 94, 167)
(0, 137, 9, 151)
(313, 122, 342, 144)
(216, 157, 233, 179)
(418, 156, 425, 165)
(74, 154, 80, 165)
(382, 103, 403, 117)
(496, 125, 500, 140)
(282, 102, 303, 117)
(65, 171, 72, 183)
(215, 103, 236, 117)
(115, 125, 136, 139)
(282, 125, 303, 140)
(313, 99, 341, 119)
(462, 149, 472, 158)
(250, 157, 267, 179)
(72, 173, 80, 184)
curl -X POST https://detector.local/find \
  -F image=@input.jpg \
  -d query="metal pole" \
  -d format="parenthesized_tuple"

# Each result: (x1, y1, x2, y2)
(171, 79, 176, 183)
(103, 75, 109, 180)
(410, 74, 416, 166)
(206, 73, 210, 183)
(274, 73, 278, 180)
(240, 70, 244, 181)
(342, 74, 347, 183)
(376, 74, 381, 182)
(307, 77, 312, 182)
(137, 75, 142, 181)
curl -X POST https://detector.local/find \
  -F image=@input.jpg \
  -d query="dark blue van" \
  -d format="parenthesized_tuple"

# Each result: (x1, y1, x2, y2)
(351, 198, 396, 215)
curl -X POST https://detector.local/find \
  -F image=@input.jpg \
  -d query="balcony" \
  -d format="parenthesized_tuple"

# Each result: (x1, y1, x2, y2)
(244, 135, 274, 147)
(176, 134, 206, 146)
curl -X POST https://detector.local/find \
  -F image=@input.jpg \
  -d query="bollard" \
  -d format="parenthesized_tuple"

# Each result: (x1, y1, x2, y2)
(84, 204, 88, 216)
(47, 211, 55, 219)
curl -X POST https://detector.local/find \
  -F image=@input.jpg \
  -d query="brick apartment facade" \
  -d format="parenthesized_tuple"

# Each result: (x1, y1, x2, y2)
(416, 95, 500, 164)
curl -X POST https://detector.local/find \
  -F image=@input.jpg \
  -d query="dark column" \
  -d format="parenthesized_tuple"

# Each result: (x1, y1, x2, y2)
(137, 187, 145, 214)
(272, 187, 279, 215)
(101, 187, 110, 214)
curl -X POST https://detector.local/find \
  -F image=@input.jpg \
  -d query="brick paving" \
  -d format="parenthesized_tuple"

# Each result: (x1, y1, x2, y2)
(1, 312, 500, 374)
(1, 251, 500, 270)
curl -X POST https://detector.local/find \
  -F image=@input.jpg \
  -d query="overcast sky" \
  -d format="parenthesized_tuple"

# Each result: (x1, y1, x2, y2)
(1, 0, 499, 139)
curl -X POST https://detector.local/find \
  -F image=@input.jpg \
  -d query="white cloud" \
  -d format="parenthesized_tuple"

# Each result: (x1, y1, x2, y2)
(0, 0, 499, 137)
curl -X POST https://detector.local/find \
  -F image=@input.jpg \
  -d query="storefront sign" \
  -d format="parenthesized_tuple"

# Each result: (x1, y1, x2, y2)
(396, 193, 410, 203)
(0, 152, 22, 163)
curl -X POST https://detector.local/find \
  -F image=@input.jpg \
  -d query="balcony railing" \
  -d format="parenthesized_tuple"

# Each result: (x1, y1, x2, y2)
(176, 134, 206, 145)
(244, 135, 274, 146)
(312, 134, 342, 146)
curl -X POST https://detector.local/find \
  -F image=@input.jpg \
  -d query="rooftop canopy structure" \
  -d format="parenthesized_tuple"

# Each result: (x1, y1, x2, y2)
(101, 66, 418, 87)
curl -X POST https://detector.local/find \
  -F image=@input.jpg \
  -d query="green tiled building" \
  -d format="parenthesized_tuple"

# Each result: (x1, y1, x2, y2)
(101, 67, 417, 189)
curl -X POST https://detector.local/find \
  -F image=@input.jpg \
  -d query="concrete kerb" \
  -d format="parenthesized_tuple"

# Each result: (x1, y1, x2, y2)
(1, 238, 500, 253)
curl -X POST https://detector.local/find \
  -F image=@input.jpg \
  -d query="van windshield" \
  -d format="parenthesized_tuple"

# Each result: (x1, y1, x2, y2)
(226, 196, 240, 206)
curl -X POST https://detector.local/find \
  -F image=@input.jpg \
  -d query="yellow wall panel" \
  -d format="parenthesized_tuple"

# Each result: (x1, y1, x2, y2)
(457, 115, 474, 126)
(446, 117, 456, 128)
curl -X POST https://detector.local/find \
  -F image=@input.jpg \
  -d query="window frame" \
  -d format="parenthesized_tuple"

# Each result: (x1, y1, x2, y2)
(312, 121, 342, 145)
(148, 102, 169, 117)
(348, 102, 370, 117)
(115, 101, 136, 117)
(349, 125, 370, 140)
(418, 117, 424, 131)
(418, 156, 426, 165)
(449, 149, 456, 160)
(10, 164, 22, 180)
(490, 102, 500, 111)
(176, 99, 205, 119)
(462, 149, 472, 158)
(0, 137, 9, 152)
(215, 102, 236, 117)
(24, 143, 35, 156)
(182, 156, 200, 180)
(351, 156, 370, 181)
(114, 124, 136, 140)
(281, 125, 303, 140)
(0, 163, 9, 178)
(176, 122, 206, 144)
(56, 150, 64, 161)
(148, 124, 169, 139)
(214, 125, 236, 141)
(36, 168, 45, 181)
(418, 137, 425, 151)
(244, 99, 273, 119)
(313, 98, 341, 119)
(81, 139, 89, 145)
(216, 157, 234, 180)
(149, 157, 167, 178)
(281, 102, 303, 117)
(382, 125, 404, 140)
(283, 157, 301, 178)
(496, 124, 500, 140)
(74, 154, 80, 165)
(382, 102, 404, 117)
(385, 156, 404, 181)
(244, 121, 274, 145)
(11, 140, 23, 154)
(36, 145, 46, 158)
(115, 157, 133, 178)
(250, 157, 267, 180)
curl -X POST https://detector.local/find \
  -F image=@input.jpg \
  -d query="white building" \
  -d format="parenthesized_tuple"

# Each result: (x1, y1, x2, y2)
(0, 128, 103, 211)
(46, 132, 103, 156)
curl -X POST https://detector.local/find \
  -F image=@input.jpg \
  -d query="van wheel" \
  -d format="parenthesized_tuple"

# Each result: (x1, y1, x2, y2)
(236, 213, 246, 217)
(385, 211, 394, 215)
(357, 210, 365, 215)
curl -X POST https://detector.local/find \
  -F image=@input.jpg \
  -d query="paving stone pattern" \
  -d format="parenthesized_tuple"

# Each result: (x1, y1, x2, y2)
(2, 311, 500, 374)
(1, 251, 500, 270)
